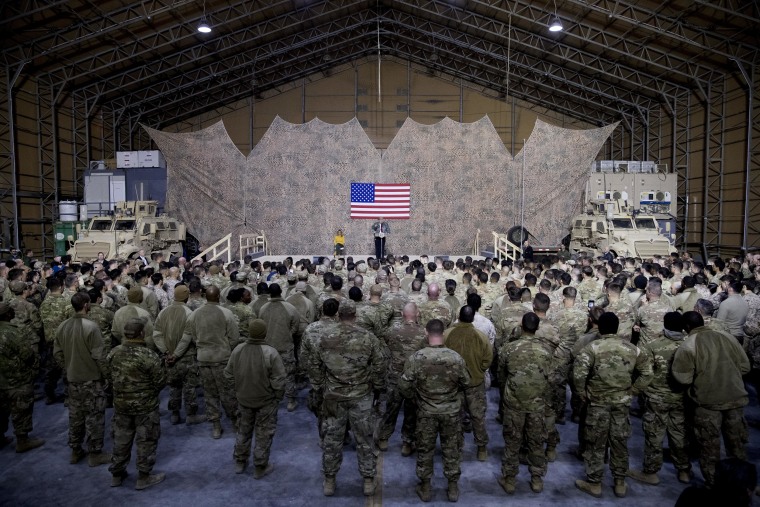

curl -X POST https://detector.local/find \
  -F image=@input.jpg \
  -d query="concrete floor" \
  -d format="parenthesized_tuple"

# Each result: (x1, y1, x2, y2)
(1, 384, 758, 507)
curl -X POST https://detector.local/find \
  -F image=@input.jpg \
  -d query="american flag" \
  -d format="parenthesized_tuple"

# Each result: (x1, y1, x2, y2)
(350, 182, 411, 219)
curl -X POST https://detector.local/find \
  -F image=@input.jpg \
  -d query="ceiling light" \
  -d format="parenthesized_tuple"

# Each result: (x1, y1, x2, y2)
(548, 16, 563, 32)
(197, 17, 211, 33)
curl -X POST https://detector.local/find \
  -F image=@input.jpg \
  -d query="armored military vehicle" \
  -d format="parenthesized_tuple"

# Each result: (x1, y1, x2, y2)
(568, 199, 676, 259)
(68, 200, 187, 261)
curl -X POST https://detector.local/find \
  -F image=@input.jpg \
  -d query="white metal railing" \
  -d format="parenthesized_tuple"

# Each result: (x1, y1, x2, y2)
(492, 231, 522, 261)
(191, 233, 232, 263)
(472, 229, 481, 256)
(239, 232, 268, 257)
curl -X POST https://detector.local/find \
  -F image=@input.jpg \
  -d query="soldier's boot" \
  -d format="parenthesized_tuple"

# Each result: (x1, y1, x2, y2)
(575, 479, 602, 498)
(498, 476, 516, 494)
(135, 472, 165, 491)
(545, 446, 557, 462)
(323, 476, 336, 496)
(15, 435, 45, 453)
(212, 421, 223, 439)
(677, 470, 693, 484)
(530, 476, 543, 493)
(70, 447, 87, 464)
(613, 478, 628, 498)
(170, 411, 181, 425)
(447, 481, 459, 502)
(234, 461, 247, 474)
(287, 398, 297, 412)
(88, 451, 112, 467)
(253, 464, 273, 480)
(416, 479, 432, 502)
(110, 471, 127, 487)
(627, 469, 660, 485)
(401, 442, 414, 457)
(377, 439, 388, 451)
(477, 445, 487, 462)
(363, 477, 376, 496)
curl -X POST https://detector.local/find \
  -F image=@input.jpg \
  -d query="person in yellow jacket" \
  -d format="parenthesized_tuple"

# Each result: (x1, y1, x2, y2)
(334, 229, 345, 257)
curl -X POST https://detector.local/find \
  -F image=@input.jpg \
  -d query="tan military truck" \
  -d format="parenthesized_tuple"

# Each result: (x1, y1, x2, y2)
(68, 201, 187, 261)
(568, 199, 676, 259)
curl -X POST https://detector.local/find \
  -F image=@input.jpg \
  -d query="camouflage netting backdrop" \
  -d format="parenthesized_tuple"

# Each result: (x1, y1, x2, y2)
(144, 116, 617, 256)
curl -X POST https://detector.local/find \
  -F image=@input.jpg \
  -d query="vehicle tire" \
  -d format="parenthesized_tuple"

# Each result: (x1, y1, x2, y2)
(507, 226, 530, 246)
(183, 233, 201, 260)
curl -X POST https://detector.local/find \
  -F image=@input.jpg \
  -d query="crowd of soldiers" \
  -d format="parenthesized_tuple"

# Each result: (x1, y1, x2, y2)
(0, 248, 758, 502)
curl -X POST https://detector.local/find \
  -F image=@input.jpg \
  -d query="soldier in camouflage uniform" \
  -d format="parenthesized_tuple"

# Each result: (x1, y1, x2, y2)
(39, 278, 72, 404)
(355, 285, 394, 342)
(153, 285, 202, 425)
(306, 300, 387, 497)
(418, 283, 453, 328)
(629, 312, 692, 486)
(54, 292, 112, 466)
(399, 318, 470, 503)
(7, 280, 43, 350)
(86, 289, 115, 354)
(106, 318, 166, 490)
(604, 282, 635, 342)
(226, 288, 255, 345)
(547, 287, 588, 430)
(225, 319, 286, 479)
(635, 283, 673, 347)
(497, 313, 554, 495)
(207, 265, 229, 290)
(673, 311, 751, 487)
(573, 312, 653, 498)
(377, 302, 428, 456)
(185, 279, 206, 312)
(300, 298, 340, 440)
(576, 267, 601, 307)
(0, 303, 45, 453)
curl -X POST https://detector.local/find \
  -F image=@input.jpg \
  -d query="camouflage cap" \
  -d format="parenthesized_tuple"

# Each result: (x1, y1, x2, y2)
(297, 271, 308, 280)
(295, 281, 308, 292)
(356, 263, 367, 273)
(338, 298, 356, 317)
(235, 272, 248, 282)
(287, 273, 297, 282)
(9, 280, 27, 294)
(127, 286, 143, 303)
(174, 285, 189, 302)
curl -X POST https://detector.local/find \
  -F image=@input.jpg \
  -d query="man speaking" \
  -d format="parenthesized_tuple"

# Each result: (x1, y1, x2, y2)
(371, 218, 390, 259)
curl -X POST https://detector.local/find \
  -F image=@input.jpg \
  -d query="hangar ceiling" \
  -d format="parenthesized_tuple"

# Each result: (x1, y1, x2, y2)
(1, 1, 759, 257)
(3, 0, 758, 128)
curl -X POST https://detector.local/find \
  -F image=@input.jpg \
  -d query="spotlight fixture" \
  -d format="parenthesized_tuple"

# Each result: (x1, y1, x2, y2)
(197, 17, 211, 33)
(548, 0, 563, 32)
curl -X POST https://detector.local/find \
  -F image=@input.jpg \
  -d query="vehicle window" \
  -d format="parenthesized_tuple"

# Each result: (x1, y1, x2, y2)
(635, 218, 657, 229)
(575, 220, 583, 228)
(157, 222, 165, 230)
(611, 218, 633, 229)
(114, 220, 136, 231)
(143, 224, 151, 234)
(596, 222, 605, 233)
(90, 220, 111, 231)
